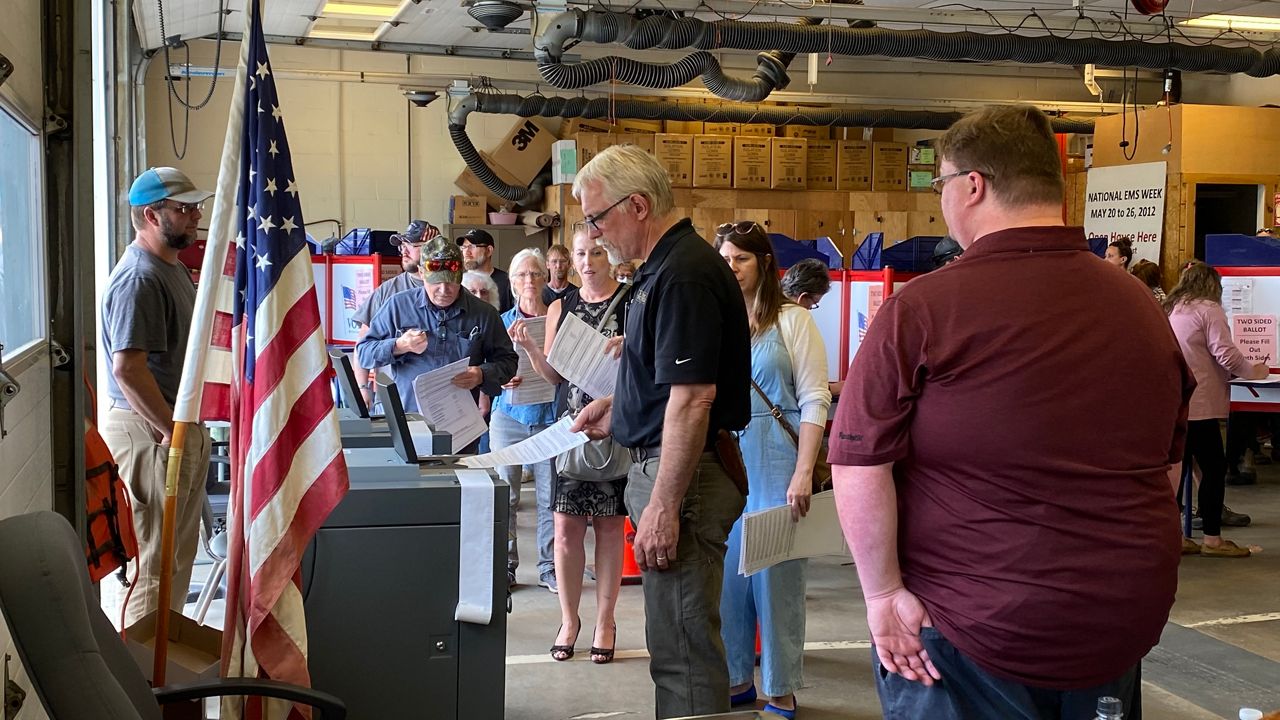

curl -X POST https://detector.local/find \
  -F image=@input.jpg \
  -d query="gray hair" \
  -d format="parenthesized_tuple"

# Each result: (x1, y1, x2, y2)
(572, 144, 674, 217)
(781, 259, 832, 301)
(508, 247, 547, 278)
(462, 271, 500, 309)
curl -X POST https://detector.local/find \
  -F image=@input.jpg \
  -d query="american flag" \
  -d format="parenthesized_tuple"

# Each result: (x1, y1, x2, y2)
(172, 3, 348, 718)
(341, 286, 358, 311)
(857, 311, 868, 342)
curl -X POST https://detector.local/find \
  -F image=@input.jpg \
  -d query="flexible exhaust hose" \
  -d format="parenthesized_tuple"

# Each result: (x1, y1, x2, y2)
(535, 14, 822, 102)
(534, 9, 1280, 92)
(448, 92, 1094, 204)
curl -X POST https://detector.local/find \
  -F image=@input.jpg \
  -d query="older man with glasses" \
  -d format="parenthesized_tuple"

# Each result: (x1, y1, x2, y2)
(99, 167, 215, 628)
(356, 237, 517, 446)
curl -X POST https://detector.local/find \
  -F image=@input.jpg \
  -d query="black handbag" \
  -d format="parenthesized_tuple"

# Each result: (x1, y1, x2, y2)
(555, 287, 632, 482)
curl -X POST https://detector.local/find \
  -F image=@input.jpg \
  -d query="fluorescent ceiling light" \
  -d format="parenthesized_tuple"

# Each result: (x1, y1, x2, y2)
(322, 2, 399, 18)
(1179, 14, 1280, 32)
(309, 28, 382, 40)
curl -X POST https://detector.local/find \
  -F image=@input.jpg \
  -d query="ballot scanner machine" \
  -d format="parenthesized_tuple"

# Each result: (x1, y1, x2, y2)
(304, 374, 507, 719)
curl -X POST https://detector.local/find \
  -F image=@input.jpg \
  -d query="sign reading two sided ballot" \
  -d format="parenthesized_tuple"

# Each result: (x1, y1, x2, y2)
(1232, 314, 1277, 366)
(1083, 161, 1167, 266)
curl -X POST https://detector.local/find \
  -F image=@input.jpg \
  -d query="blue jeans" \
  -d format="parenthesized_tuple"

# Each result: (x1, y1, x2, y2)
(489, 411, 554, 577)
(874, 626, 1143, 720)
(721, 524, 807, 697)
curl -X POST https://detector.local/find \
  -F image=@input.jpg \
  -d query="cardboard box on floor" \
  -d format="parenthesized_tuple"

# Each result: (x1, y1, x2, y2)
(806, 140, 838, 191)
(837, 140, 872, 191)
(126, 610, 222, 686)
(490, 116, 559, 187)
(873, 141, 909, 192)
(654, 134, 694, 187)
(733, 136, 772, 189)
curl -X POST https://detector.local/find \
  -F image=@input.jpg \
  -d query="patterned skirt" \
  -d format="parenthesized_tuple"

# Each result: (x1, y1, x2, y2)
(553, 477, 627, 516)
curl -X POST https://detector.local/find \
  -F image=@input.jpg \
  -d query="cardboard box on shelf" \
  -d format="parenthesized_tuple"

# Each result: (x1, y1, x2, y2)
(771, 137, 807, 190)
(838, 127, 895, 142)
(612, 132, 655, 155)
(733, 137, 772, 189)
(617, 118, 664, 134)
(740, 124, 775, 137)
(573, 132, 605, 168)
(872, 141, 909, 192)
(561, 118, 616, 136)
(908, 166, 935, 193)
(782, 125, 831, 141)
(704, 122, 740, 136)
(665, 119, 705, 134)
(125, 611, 222, 686)
(908, 146, 936, 165)
(490, 116, 559, 186)
(450, 195, 487, 225)
(454, 150, 525, 211)
(552, 139, 578, 185)
(806, 140, 838, 191)
(654, 133, 694, 187)
(693, 135, 734, 188)
(836, 140, 873, 191)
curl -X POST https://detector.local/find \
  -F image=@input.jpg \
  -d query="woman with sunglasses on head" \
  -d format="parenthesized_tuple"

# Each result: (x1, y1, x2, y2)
(512, 228, 629, 665)
(715, 222, 831, 718)
(490, 249, 560, 593)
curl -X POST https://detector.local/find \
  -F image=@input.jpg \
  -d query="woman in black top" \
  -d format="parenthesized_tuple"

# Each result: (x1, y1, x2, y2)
(513, 229, 628, 664)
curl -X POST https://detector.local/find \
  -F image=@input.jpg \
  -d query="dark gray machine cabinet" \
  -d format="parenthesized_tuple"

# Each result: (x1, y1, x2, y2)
(302, 470, 508, 719)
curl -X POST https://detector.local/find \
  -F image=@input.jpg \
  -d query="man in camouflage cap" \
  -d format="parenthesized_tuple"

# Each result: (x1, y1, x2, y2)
(356, 235, 517, 437)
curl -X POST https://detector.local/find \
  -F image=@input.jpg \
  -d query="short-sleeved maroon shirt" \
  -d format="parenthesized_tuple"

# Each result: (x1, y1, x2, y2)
(830, 226, 1194, 690)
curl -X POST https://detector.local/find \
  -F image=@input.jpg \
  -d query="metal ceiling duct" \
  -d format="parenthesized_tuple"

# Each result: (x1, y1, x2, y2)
(468, 0, 526, 31)
(446, 92, 1096, 206)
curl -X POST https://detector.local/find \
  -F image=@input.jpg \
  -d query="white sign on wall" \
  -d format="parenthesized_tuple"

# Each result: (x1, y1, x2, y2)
(1083, 161, 1168, 266)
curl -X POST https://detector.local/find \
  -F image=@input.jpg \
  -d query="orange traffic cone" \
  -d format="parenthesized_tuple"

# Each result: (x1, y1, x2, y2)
(621, 517, 643, 585)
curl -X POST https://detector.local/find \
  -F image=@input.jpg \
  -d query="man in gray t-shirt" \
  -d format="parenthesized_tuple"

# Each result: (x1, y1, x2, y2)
(351, 218, 438, 405)
(99, 167, 214, 628)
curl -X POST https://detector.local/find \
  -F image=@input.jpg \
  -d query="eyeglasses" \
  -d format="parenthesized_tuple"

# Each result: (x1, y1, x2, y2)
(513, 270, 546, 280)
(163, 201, 204, 215)
(425, 258, 462, 274)
(716, 221, 761, 237)
(929, 170, 990, 194)
(583, 196, 631, 232)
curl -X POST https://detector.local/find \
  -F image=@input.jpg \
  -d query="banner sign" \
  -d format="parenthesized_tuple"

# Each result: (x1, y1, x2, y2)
(1083, 161, 1168, 266)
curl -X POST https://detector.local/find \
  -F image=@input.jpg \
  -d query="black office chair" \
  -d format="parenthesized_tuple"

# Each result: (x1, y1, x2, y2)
(0, 511, 345, 719)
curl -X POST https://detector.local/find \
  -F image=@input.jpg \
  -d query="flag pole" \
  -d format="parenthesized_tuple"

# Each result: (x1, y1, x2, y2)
(155, 0, 252, 686)
(152, 422, 189, 685)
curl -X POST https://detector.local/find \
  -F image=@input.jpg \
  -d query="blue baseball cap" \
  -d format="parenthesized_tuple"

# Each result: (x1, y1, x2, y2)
(128, 167, 214, 207)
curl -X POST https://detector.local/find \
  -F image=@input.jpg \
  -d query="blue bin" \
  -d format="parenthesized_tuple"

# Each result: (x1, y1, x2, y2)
(1206, 234, 1280, 267)
(881, 236, 944, 273)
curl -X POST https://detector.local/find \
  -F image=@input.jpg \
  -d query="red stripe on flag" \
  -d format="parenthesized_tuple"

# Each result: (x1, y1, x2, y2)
(251, 287, 322, 410)
(247, 370, 337, 519)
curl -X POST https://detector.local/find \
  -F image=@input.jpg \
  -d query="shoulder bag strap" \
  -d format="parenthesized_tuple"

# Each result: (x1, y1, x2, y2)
(749, 377, 800, 446)
(595, 285, 630, 332)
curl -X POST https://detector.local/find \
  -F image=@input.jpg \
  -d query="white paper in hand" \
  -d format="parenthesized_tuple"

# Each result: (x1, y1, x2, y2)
(738, 491, 850, 576)
(412, 358, 487, 454)
(546, 311, 619, 400)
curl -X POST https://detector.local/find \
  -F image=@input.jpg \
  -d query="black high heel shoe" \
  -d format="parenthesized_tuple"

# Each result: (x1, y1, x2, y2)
(551, 617, 580, 661)
(590, 624, 617, 665)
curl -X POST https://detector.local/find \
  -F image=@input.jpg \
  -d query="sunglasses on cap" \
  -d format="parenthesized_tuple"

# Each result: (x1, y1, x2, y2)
(425, 258, 462, 274)
(716, 221, 761, 237)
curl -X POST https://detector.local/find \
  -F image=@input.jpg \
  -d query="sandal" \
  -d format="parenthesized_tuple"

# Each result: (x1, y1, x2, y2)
(551, 617, 580, 661)
(1181, 537, 1202, 555)
(730, 684, 757, 706)
(590, 624, 617, 664)
(1201, 539, 1251, 558)
(763, 697, 798, 719)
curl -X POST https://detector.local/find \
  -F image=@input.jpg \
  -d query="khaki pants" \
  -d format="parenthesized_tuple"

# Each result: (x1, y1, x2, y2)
(99, 408, 212, 630)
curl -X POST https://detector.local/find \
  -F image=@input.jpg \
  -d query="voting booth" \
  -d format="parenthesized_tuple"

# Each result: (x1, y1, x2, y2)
(312, 254, 403, 346)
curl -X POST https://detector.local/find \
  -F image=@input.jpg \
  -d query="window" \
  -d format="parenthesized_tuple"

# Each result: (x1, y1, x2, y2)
(0, 103, 45, 356)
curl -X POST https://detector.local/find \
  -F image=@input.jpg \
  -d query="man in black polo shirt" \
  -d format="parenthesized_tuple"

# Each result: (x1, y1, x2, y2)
(571, 144, 751, 718)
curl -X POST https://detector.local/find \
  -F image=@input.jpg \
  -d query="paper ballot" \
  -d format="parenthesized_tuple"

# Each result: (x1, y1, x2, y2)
(738, 491, 850, 576)
(510, 316, 556, 406)
(412, 358, 488, 454)
(458, 416, 589, 468)
(547, 311, 619, 400)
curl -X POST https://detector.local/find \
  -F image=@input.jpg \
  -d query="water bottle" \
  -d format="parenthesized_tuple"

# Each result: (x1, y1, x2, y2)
(1239, 709, 1263, 720)
(1096, 696, 1124, 720)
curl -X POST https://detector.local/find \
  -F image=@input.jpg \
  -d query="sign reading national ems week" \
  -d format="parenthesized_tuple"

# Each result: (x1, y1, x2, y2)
(1232, 314, 1277, 366)
(1083, 161, 1168, 266)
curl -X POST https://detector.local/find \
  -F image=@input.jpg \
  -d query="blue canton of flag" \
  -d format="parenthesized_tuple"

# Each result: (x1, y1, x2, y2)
(232, 24, 306, 382)
(857, 311, 868, 342)
(342, 286, 358, 311)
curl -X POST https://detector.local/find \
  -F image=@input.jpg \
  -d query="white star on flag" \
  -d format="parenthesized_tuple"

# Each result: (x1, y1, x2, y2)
(256, 61, 270, 79)
(271, 104, 283, 122)
(268, 140, 279, 157)
(264, 178, 277, 196)
(254, 253, 272, 271)
(285, 179, 298, 197)
(235, 232, 246, 249)
(281, 216, 297, 233)
(259, 215, 276, 234)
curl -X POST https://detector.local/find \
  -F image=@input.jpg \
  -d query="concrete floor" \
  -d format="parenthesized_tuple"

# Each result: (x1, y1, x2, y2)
(501, 469, 1280, 719)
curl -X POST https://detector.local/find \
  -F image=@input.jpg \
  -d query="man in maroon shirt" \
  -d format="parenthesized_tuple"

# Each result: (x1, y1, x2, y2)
(830, 104, 1193, 718)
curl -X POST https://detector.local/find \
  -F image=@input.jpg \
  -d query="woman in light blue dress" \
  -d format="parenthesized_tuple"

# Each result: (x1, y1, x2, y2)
(715, 222, 831, 719)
